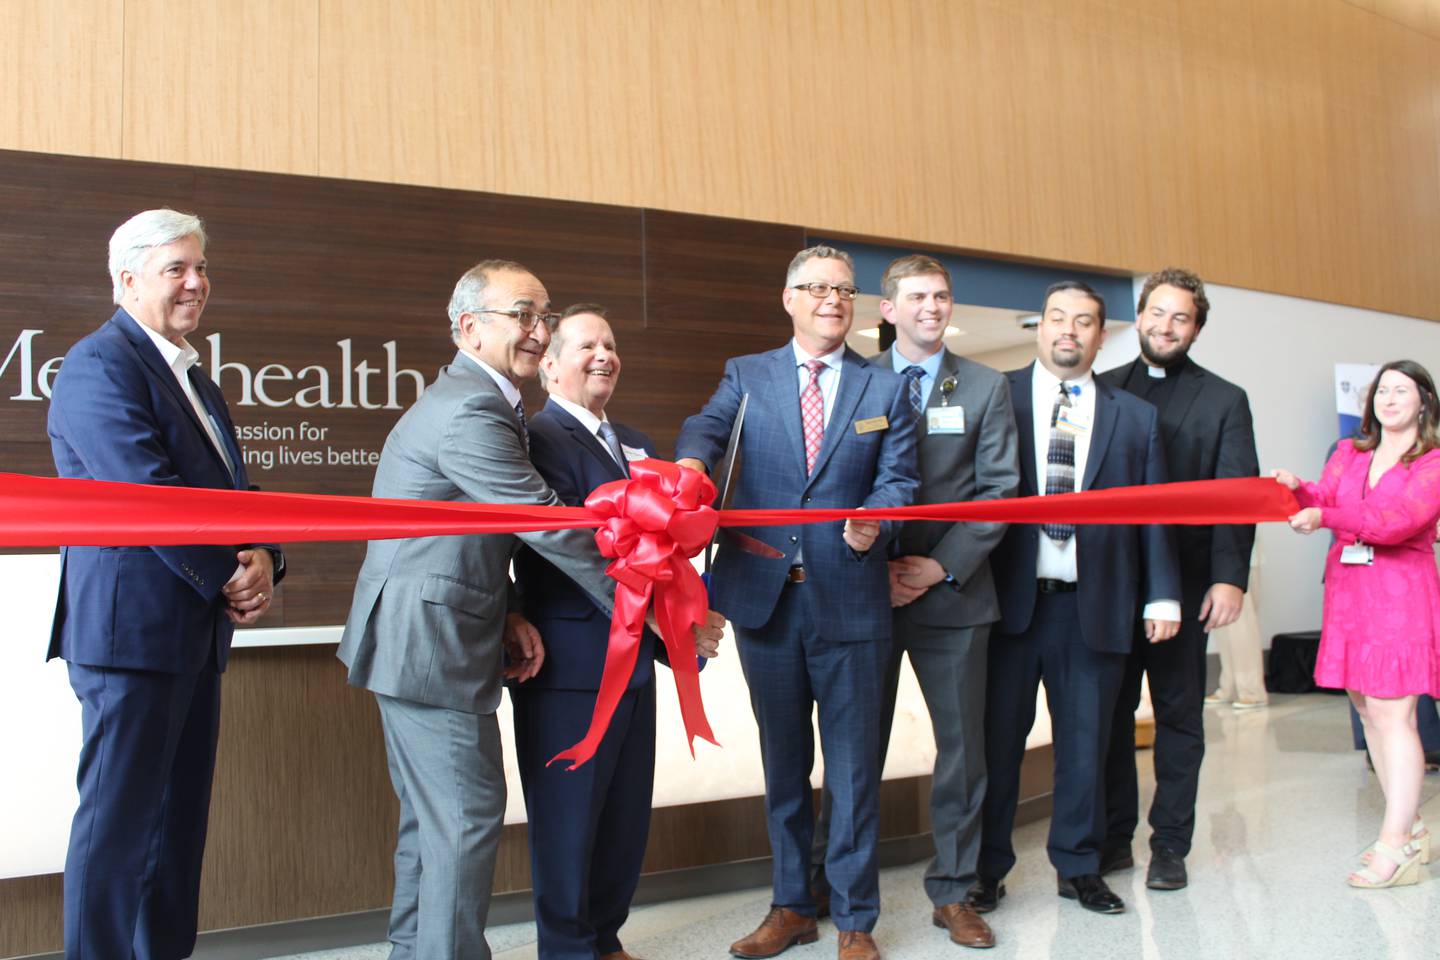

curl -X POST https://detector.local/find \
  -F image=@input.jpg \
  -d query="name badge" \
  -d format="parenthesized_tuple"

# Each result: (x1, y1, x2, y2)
(1056, 407, 1091, 435)
(854, 415, 889, 434)
(1340, 542, 1374, 565)
(621, 444, 648, 462)
(927, 406, 966, 434)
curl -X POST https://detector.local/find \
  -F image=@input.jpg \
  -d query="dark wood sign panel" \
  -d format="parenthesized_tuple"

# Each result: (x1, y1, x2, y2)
(0, 149, 802, 626)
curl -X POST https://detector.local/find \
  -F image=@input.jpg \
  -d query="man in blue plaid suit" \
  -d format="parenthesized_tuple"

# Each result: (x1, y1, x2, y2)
(676, 245, 919, 960)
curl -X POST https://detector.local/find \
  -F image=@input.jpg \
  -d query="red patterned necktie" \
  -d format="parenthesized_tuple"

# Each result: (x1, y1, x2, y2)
(801, 359, 825, 474)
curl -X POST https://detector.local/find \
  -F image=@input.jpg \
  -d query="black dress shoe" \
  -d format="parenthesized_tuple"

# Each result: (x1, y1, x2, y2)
(964, 876, 1006, 914)
(1146, 849, 1188, 890)
(1057, 874, 1125, 914)
(1099, 842, 1134, 876)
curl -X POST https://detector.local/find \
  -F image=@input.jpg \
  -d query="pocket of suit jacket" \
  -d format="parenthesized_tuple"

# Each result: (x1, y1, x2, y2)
(419, 574, 497, 617)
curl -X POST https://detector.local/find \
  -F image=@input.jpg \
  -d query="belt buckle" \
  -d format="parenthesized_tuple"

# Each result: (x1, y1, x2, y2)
(787, 566, 807, 584)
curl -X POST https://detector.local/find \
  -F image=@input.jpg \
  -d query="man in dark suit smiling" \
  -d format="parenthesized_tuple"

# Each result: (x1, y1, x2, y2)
(512, 303, 660, 960)
(47, 209, 283, 960)
(677, 245, 919, 960)
(971, 281, 1180, 919)
(1099, 268, 1259, 891)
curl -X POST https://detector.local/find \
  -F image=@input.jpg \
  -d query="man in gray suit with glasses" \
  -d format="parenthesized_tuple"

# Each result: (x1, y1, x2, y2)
(339, 259, 723, 960)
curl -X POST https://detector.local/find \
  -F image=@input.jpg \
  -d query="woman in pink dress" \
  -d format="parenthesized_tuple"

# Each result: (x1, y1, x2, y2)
(1274, 359, 1440, 888)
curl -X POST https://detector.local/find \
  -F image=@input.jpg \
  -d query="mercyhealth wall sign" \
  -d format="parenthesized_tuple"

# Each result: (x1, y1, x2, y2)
(2, 328, 426, 472)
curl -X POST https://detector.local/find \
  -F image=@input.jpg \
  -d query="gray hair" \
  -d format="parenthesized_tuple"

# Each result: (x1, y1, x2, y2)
(785, 245, 855, 286)
(108, 209, 207, 304)
(447, 258, 531, 341)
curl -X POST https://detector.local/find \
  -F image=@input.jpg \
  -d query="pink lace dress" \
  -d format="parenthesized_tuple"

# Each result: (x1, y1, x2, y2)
(1296, 440, 1440, 697)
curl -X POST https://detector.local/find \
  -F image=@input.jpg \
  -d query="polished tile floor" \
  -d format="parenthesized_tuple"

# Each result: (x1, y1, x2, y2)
(277, 694, 1440, 960)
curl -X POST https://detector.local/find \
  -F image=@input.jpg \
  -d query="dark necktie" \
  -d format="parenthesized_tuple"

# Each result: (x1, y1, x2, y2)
(598, 420, 627, 475)
(514, 399, 529, 451)
(1043, 382, 1076, 542)
(801, 359, 825, 475)
(901, 365, 926, 420)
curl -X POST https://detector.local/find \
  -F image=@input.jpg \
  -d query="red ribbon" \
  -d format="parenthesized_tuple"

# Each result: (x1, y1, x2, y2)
(0, 467, 1299, 769)
(550, 460, 720, 769)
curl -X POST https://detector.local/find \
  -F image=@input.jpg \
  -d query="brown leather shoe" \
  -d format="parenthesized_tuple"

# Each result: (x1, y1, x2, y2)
(599, 952, 645, 960)
(836, 930, 880, 960)
(932, 902, 996, 949)
(729, 907, 819, 958)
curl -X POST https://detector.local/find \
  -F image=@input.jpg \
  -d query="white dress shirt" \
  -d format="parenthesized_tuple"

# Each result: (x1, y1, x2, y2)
(792, 340, 844, 428)
(135, 318, 234, 477)
(548, 394, 622, 466)
(1029, 362, 1178, 622)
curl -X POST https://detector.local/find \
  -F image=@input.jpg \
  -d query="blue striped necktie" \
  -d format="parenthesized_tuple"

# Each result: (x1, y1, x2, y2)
(902, 365, 925, 419)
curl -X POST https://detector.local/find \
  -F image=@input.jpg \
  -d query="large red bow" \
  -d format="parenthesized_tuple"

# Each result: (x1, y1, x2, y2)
(549, 460, 720, 769)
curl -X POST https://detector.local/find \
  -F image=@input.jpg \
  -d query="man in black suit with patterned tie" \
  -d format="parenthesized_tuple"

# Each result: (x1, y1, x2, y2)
(969, 281, 1180, 918)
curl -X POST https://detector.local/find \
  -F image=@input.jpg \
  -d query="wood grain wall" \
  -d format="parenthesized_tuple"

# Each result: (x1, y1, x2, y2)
(1, 0, 1436, 321)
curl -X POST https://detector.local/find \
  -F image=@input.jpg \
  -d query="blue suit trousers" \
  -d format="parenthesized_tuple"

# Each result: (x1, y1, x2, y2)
(63, 657, 221, 960)
(979, 591, 1127, 880)
(735, 581, 889, 932)
(512, 681, 657, 959)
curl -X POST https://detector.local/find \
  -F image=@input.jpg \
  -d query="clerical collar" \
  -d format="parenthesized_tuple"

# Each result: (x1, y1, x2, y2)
(1146, 364, 1167, 379)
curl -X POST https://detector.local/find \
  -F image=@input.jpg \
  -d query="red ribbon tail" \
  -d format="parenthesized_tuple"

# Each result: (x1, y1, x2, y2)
(654, 564, 718, 756)
(549, 581, 649, 771)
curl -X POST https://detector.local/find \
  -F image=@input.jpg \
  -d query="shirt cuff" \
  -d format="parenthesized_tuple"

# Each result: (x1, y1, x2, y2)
(1142, 600, 1181, 623)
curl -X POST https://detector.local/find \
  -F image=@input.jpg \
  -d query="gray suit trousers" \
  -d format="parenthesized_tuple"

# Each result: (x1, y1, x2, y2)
(883, 621, 990, 905)
(377, 694, 505, 960)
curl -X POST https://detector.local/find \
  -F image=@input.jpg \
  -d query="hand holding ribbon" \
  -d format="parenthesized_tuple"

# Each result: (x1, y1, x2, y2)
(547, 460, 722, 770)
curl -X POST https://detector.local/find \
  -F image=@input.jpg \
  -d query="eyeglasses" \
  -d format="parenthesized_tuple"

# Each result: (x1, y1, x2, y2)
(478, 307, 561, 332)
(791, 282, 860, 301)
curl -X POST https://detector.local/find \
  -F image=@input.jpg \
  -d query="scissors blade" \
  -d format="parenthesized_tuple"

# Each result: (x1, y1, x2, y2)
(705, 392, 748, 573)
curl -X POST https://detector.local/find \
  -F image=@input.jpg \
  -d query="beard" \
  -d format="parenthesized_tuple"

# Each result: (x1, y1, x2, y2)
(1139, 334, 1188, 367)
(1049, 345, 1083, 369)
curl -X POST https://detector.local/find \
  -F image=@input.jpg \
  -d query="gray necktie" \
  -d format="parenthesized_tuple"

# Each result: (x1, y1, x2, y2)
(598, 420, 627, 475)
(514, 400, 529, 450)
(1043, 382, 1076, 542)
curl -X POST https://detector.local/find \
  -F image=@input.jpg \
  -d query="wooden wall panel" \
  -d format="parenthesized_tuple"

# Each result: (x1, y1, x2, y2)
(2, 0, 1438, 319)
(0, 0, 123, 159)
(122, 0, 319, 175)
(317, 0, 660, 204)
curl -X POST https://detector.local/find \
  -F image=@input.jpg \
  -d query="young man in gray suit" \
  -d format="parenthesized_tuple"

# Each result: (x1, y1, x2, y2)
(339, 260, 722, 960)
(878, 256, 1020, 948)
(814, 255, 1020, 950)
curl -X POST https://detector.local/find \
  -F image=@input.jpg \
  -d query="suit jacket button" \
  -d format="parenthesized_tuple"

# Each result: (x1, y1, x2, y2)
(803, 496, 812, 503)
(789, 535, 798, 543)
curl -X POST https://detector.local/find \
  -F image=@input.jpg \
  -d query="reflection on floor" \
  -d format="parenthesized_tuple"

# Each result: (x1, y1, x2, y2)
(276, 694, 1440, 960)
